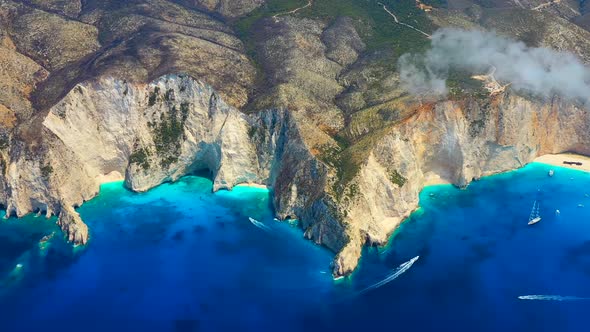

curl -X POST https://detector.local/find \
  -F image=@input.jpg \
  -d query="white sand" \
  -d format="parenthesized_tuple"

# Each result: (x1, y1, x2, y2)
(534, 153, 590, 172)
(423, 172, 450, 186)
(95, 171, 125, 184)
(235, 182, 269, 189)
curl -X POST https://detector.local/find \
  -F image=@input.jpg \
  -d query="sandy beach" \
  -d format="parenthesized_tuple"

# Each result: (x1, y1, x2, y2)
(235, 182, 269, 190)
(96, 171, 124, 184)
(423, 172, 449, 186)
(534, 153, 590, 172)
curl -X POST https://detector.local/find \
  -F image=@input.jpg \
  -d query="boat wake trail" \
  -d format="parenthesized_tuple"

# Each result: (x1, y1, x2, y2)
(518, 295, 590, 301)
(249, 217, 271, 232)
(358, 256, 419, 295)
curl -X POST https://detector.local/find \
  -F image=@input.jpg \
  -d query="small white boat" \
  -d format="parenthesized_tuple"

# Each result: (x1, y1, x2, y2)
(555, 209, 560, 216)
(356, 256, 420, 294)
(528, 200, 542, 225)
(518, 295, 590, 301)
(249, 217, 271, 231)
(548, 170, 554, 177)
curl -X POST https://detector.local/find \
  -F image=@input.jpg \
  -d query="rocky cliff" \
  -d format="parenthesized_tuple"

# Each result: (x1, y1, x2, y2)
(3, 0, 590, 277)
(329, 94, 590, 275)
(2, 73, 588, 277)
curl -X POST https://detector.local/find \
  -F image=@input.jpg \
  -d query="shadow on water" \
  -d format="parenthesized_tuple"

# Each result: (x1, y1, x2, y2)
(213, 239, 242, 255)
(192, 225, 207, 234)
(174, 319, 200, 332)
(172, 230, 185, 242)
(563, 241, 590, 277)
(469, 241, 496, 262)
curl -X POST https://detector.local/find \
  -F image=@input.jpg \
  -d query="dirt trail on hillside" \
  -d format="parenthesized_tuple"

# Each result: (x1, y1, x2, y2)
(273, 0, 313, 20)
(378, 2, 431, 38)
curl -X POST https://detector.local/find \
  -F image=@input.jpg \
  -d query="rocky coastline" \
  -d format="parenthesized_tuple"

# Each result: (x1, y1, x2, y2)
(1, 74, 589, 277)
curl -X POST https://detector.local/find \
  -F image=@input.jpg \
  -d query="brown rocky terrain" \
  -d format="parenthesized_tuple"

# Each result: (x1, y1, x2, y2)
(177, 0, 264, 17)
(2, 0, 590, 276)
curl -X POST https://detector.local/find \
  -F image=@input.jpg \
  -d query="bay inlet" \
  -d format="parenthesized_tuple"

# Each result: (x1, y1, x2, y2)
(1, 163, 589, 331)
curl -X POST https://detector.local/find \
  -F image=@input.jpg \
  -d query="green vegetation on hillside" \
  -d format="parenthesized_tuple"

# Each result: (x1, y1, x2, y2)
(447, 69, 488, 100)
(148, 87, 160, 106)
(0, 135, 9, 150)
(152, 103, 186, 168)
(304, 0, 434, 52)
(129, 148, 151, 170)
(234, 0, 435, 65)
(389, 169, 407, 187)
(41, 164, 53, 179)
(234, 0, 441, 198)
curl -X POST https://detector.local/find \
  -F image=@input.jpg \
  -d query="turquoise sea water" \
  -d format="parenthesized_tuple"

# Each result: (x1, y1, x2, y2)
(1, 163, 590, 331)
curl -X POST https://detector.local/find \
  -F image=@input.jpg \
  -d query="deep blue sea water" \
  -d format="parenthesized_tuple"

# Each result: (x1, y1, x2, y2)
(1, 163, 590, 331)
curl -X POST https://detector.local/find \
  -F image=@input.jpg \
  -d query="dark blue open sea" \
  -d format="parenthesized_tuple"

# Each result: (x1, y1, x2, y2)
(1, 163, 590, 331)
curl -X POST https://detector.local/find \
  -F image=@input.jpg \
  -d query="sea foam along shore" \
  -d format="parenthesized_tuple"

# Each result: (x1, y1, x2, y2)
(534, 153, 590, 172)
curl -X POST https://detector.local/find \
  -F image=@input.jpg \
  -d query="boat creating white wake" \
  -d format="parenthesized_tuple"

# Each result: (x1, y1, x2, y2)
(357, 256, 420, 295)
(248, 217, 271, 232)
(518, 295, 590, 301)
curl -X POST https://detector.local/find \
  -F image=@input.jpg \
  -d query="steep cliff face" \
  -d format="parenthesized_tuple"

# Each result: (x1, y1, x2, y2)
(330, 93, 590, 275)
(43, 75, 260, 193)
(5, 74, 342, 254)
(0, 75, 259, 243)
(252, 109, 349, 255)
(4, 0, 590, 281)
(1, 73, 589, 277)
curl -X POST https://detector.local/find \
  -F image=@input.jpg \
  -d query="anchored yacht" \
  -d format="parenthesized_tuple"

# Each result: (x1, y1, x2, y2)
(528, 200, 542, 225)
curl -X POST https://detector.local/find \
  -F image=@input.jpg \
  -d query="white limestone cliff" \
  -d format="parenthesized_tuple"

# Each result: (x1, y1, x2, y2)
(331, 94, 590, 276)
(1, 75, 589, 278)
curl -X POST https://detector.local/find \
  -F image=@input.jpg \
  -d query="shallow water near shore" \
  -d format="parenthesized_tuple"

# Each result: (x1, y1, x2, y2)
(1, 163, 590, 331)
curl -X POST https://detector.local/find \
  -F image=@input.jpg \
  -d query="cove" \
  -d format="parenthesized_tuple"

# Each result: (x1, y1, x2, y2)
(1, 163, 590, 331)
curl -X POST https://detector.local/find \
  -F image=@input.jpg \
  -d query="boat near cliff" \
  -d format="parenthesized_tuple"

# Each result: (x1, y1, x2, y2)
(357, 256, 420, 294)
(249, 217, 271, 231)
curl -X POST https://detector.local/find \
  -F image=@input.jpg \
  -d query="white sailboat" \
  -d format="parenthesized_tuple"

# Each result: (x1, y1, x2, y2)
(528, 200, 542, 225)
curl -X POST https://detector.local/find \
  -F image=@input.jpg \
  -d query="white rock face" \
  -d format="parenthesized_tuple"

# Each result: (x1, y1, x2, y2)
(2, 75, 263, 244)
(332, 94, 590, 276)
(2, 75, 589, 278)
(44, 75, 260, 193)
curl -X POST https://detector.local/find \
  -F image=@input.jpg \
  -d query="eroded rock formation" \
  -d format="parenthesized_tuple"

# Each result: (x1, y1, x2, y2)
(3, 0, 590, 277)
(2, 73, 588, 276)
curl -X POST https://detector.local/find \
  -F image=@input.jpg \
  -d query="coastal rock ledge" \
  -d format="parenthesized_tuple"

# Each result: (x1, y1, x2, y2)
(1, 74, 589, 277)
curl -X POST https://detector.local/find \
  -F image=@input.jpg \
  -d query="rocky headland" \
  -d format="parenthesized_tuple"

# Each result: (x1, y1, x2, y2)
(2, 0, 590, 276)
(5, 73, 589, 276)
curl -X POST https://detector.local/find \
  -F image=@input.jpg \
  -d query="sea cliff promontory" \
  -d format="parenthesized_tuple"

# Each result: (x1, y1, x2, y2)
(2, 0, 590, 276)
(1, 74, 587, 276)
